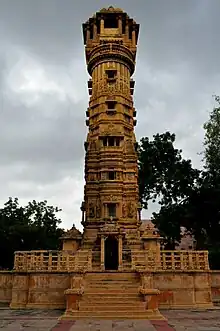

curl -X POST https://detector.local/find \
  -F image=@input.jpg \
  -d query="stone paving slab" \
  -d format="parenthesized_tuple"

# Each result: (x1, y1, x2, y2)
(1, 308, 220, 330)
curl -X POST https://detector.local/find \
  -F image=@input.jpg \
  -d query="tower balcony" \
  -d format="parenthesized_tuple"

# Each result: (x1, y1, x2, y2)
(99, 146, 123, 153)
(87, 43, 135, 75)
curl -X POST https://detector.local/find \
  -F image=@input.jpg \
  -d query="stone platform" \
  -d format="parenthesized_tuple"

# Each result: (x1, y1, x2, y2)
(1, 307, 220, 330)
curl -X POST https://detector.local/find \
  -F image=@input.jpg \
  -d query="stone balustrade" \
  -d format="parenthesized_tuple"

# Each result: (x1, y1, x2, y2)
(14, 250, 92, 272)
(132, 250, 210, 271)
(13, 249, 209, 272)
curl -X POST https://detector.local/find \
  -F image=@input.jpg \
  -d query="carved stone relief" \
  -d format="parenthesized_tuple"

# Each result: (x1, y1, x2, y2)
(96, 200, 101, 218)
(127, 201, 135, 218)
(106, 194, 119, 202)
(122, 202, 127, 218)
(88, 202, 95, 218)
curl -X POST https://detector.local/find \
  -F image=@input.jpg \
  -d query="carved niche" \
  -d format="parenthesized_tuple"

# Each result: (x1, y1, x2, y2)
(88, 202, 95, 218)
(127, 201, 136, 218)
(125, 139, 134, 153)
(122, 202, 127, 218)
(95, 199, 101, 218)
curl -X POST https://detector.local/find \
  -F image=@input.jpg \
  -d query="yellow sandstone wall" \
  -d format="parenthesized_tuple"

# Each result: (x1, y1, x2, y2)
(153, 271, 213, 309)
(0, 270, 220, 308)
(211, 271, 220, 305)
(0, 271, 13, 303)
(10, 273, 70, 309)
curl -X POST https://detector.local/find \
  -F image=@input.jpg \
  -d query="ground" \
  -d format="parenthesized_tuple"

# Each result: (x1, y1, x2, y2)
(1, 307, 220, 330)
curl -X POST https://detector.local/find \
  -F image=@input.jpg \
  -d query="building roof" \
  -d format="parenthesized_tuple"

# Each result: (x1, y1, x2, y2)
(61, 224, 82, 240)
(100, 6, 123, 13)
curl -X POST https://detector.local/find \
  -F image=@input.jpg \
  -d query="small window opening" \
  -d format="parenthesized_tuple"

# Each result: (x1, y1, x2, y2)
(90, 28, 93, 39)
(100, 137, 121, 147)
(104, 16, 118, 29)
(106, 69, 117, 80)
(106, 70, 117, 79)
(108, 137, 115, 146)
(122, 21, 126, 34)
(108, 171, 116, 180)
(97, 21, 100, 34)
(103, 137, 108, 146)
(108, 203, 116, 218)
(115, 138, 120, 146)
(129, 26, 132, 40)
(107, 101, 116, 110)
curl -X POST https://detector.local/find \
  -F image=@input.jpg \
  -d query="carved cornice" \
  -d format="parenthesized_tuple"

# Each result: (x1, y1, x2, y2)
(87, 44, 135, 75)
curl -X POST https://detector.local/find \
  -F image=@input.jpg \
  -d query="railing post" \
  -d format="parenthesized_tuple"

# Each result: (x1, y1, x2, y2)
(171, 252, 175, 270)
(206, 251, 209, 270)
(162, 251, 166, 270)
(180, 251, 184, 270)
(195, 252, 200, 270)
(57, 252, 61, 271)
(188, 251, 193, 270)
(48, 252, 52, 272)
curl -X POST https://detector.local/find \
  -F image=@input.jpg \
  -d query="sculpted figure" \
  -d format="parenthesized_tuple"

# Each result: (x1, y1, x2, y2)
(122, 202, 127, 218)
(88, 202, 95, 218)
(96, 201, 101, 218)
(127, 202, 135, 218)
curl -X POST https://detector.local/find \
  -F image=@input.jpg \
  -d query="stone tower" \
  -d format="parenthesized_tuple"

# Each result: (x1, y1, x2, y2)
(81, 6, 141, 269)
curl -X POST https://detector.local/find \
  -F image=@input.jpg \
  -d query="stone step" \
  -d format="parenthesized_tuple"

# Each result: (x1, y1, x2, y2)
(81, 299, 141, 305)
(87, 280, 139, 286)
(86, 279, 138, 283)
(85, 272, 137, 276)
(82, 293, 139, 299)
(86, 286, 138, 290)
(79, 303, 145, 311)
(80, 293, 139, 304)
(61, 310, 165, 320)
(84, 289, 138, 295)
(86, 282, 138, 287)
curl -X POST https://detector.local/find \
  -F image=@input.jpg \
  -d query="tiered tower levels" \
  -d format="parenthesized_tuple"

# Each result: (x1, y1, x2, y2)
(81, 7, 140, 245)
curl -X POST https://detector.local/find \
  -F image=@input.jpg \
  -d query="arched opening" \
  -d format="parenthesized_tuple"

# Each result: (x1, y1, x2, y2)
(104, 236, 118, 270)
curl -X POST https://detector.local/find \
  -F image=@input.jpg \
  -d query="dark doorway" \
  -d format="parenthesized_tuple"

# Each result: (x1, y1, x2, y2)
(104, 236, 118, 270)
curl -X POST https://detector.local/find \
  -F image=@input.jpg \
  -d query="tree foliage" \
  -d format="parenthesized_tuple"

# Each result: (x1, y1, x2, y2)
(204, 95, 220, 177)
(0, 198, 64, 269)
(138, 96, 220, 267)
(138, 132, 200, 247)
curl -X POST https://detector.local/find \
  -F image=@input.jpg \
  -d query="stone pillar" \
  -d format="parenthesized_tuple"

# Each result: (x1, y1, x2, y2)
(104, 204, 107, 218)
(101, 235, 105, 271)
(132, 28, 136, 46)
(100, 18, 104, 34)
(125, 21, 129, 40)
(118, 235, 122, 270)
(93, 22, 97, 39)
(118, 16, 122, 34)
(86, 28, 90, 43)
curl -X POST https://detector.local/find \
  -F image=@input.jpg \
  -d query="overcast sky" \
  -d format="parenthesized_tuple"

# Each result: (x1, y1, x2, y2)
(0, 0, 219, 231)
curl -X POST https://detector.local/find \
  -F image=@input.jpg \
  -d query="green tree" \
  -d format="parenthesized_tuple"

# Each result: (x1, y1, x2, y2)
(0, 198, 64, 269)
(138, 132, 200, 248)
(204, 95, 220, 177)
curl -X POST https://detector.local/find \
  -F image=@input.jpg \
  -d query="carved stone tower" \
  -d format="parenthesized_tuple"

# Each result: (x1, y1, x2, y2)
(81, 6, 140, 270)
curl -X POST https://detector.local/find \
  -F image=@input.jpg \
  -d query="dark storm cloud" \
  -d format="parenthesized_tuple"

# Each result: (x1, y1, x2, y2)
(0, 0, 219, 227)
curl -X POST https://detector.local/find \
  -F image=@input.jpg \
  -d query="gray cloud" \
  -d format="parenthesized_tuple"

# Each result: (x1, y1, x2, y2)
(0, 0, 219, 228)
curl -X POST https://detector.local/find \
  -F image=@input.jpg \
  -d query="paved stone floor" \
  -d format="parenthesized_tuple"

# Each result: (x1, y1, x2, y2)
(1, 307, 220, 330)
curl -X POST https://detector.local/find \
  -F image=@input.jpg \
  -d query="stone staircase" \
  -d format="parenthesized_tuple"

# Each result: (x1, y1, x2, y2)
(64, 272, 164, 319)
